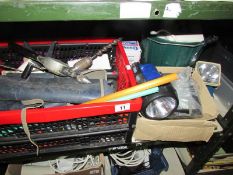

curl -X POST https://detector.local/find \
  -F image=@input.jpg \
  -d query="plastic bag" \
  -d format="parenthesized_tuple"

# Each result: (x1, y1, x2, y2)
(171, 67, 202, 118)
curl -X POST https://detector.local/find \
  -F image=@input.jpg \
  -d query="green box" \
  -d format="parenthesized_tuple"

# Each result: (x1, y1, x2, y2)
(141, 37, 205, 66)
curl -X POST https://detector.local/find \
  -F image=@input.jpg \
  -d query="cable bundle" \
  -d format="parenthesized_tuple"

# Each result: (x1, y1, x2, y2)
(110, 150, 150, 167)
(49, 155, 100, 173)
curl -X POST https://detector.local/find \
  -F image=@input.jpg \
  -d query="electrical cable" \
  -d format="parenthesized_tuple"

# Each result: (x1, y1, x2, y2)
(116, 150, 134, 156)
(110, 154, 144, 167)
(110, 149, 150, 167)
(49, 155, 100, 173)
(73, 155, 90, 171)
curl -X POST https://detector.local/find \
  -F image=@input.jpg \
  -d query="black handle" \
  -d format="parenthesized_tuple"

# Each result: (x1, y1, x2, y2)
(21, 62, 34, 79)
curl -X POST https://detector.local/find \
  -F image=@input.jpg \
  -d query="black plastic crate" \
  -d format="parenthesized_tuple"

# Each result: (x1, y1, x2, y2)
(0, 113, 136, 144)
(0, 112, 137, 161)
(0, 131, 127, 161)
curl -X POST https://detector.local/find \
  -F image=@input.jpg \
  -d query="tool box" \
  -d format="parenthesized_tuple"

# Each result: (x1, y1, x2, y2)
(0, 39, 142, 161)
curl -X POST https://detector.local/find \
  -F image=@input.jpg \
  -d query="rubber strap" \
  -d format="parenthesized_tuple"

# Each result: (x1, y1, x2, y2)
(21, 99, 44, 156)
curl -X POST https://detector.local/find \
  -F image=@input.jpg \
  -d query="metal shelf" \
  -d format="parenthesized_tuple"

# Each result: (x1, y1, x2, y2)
(0, 1, 233, 22)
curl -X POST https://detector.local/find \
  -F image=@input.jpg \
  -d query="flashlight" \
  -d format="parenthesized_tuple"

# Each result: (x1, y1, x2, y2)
(134, 63, 179, 119)
(195, 61, 221, 86)
(142, 84, 179, 119)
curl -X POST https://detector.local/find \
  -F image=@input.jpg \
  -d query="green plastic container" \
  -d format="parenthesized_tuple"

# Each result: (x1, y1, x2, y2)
(141, 37, 205, 66)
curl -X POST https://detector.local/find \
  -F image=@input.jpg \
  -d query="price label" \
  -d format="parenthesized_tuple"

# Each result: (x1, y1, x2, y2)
(115, 103, 130, 112)
(126, 65, 131, 70)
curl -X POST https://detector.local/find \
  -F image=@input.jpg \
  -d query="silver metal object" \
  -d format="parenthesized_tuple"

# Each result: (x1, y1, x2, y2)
(196, 61, 221, 86)
(37, 56, 69, 76)
(34, 38, 120, 83)
(36, 56, 91, 83)
(71, 57, 93, 75)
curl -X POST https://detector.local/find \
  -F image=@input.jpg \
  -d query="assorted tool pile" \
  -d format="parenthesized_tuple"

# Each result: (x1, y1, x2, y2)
(0, 39, 144, 161)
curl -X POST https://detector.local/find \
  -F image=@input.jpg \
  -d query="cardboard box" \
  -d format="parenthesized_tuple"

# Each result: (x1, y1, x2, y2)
(133, 67, 219, 142)
(122, 41, 142, 65)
